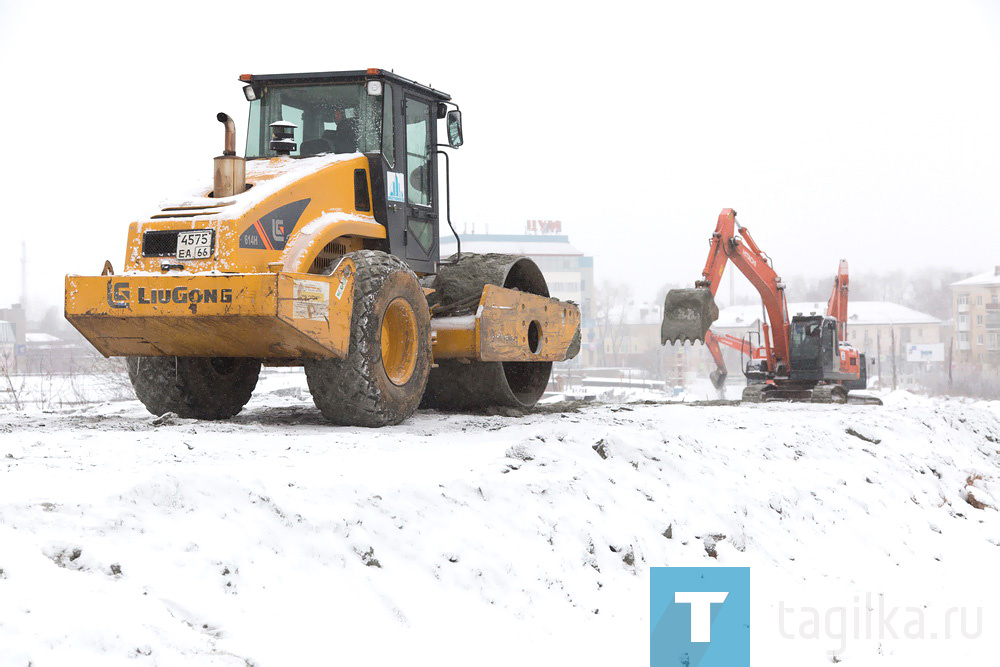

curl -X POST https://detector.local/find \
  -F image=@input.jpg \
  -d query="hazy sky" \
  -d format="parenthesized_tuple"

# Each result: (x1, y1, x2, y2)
(1, 0, 998, 316)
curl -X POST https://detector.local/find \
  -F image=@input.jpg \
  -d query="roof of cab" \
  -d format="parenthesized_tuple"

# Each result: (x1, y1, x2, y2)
(238, 69, 451, 101)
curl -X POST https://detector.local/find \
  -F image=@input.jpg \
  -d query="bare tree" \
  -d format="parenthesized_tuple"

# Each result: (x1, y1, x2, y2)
(594, 281, 633, 367)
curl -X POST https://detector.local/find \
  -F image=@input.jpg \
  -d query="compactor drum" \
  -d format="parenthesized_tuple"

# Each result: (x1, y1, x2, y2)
(421, 253, 564, 410)
(65, 70, 581, 426)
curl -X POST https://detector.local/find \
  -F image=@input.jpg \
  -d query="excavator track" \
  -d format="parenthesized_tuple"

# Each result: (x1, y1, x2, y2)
(741, 384, 771, 403)
(810, 384, 848, 404)
(846, 393, 884, 406)
(740, 383, 881, 405)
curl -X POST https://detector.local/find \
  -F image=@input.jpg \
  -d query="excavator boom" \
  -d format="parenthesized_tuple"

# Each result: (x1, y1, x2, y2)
(661, 208, 790, 375)
(827, 259, 849, 341)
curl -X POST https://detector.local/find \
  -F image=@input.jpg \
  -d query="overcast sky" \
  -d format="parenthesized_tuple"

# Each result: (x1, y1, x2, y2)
(1, 0, 997, 316)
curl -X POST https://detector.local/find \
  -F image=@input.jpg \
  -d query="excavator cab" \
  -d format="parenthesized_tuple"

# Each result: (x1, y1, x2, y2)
(788, 315, 839, 380)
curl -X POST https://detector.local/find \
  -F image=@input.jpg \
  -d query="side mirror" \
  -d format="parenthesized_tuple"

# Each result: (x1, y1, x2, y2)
(447, 110, 464, 148)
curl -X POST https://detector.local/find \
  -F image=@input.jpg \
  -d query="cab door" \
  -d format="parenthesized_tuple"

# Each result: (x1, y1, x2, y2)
(822, 319, 839, 374)
(400, 94, 439, 272)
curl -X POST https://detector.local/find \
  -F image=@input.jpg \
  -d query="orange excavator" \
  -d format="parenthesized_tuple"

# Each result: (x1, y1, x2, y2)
(661, 208, 877, 404)
(703, 329, 758, 391)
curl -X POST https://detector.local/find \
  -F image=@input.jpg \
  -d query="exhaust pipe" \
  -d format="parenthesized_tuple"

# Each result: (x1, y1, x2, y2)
(213, 112, 245, 197)
(217, 112, 236, 156)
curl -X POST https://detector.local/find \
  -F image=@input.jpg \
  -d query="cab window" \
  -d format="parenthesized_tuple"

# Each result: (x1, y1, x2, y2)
(405, 99, 432, 207)
(246, 83, 383, 159)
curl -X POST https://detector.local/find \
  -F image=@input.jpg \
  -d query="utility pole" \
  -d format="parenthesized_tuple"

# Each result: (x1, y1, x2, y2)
(948, 336, 954, 392)
(890, 327, 897, 392)
(20, 241, 27, 308)
(877, 331, 882, 391)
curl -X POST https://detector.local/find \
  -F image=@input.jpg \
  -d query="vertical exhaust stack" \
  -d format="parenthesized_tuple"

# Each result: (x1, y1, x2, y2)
(213, 113, 245, 198)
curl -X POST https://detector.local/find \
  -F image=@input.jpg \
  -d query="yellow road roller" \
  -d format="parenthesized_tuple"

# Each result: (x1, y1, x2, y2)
(65, 69, 580, 426)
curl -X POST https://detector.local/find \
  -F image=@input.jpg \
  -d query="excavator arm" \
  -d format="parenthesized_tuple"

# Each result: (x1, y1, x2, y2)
(827, 259, 849, 341)
(704, 330, 728, 391)
(661, 208, 792, 376)
(703, 329, 756, 391)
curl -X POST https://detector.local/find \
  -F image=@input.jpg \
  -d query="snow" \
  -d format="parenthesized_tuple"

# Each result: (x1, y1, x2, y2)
(1, 373, 133, 409)
(441, 235, 584, 257)
(141, 153, 364, 224)
(951, 270, 1000, 288)
(716, 301, 941, 328)
(24, 333, 60, 344)
(2, 378, 1000, 665)
(296, 210, 372, 236)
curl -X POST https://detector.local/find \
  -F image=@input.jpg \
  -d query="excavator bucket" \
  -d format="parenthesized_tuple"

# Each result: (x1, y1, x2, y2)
(660, 288, 719, 344)
(709, 368, 728, 391)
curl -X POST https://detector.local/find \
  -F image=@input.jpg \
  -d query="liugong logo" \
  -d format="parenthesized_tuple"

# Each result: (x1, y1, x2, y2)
(107, 281, 232, 308)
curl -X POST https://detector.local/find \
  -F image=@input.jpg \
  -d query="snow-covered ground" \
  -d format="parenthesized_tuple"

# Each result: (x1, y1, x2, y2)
(546, 376, 745, 404)
(0, 369, 312, 410)
(2, 375, 1000, 665)
(0, 372, 133, 410)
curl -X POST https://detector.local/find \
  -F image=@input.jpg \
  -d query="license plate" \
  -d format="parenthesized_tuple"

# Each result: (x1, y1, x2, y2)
(176, 230, 214, 260)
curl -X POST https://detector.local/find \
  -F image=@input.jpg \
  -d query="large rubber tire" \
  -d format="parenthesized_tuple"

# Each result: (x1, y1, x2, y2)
(304, 250, 431, 427)
(127, 356, 261, 420)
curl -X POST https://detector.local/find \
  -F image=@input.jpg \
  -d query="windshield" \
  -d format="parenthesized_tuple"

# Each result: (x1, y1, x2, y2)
(790, 319, 822, 361)
(245, 83, 382, 158)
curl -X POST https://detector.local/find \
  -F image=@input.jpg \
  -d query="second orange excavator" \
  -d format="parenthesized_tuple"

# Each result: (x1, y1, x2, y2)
(703, 329, 761, 391)
(662, 208, 878, 404)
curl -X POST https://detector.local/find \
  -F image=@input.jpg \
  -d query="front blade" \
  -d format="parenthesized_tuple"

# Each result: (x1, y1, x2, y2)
(660, 288, 719, 344)
(64, 265, 356, 359)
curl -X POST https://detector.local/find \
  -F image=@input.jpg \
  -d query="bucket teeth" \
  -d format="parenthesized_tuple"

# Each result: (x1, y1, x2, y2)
(660, 288, 719, 345)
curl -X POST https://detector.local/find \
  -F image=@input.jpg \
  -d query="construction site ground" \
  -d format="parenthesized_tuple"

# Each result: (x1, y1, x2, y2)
(2, 373, 999, 665)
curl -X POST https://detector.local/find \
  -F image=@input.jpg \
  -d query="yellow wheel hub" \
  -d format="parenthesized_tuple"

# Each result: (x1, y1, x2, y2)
(380, 298, 419, 386)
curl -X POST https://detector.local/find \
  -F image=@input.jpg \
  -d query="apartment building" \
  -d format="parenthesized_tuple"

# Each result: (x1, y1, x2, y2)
(950, 268, 1000, 365)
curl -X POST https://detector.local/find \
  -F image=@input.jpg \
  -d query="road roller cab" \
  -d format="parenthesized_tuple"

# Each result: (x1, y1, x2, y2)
(240, 68, 462, 275)
(64, 69, 581, 426)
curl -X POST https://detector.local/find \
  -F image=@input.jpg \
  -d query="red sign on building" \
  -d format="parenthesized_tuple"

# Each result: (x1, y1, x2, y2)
(526, 220, 562, 234)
